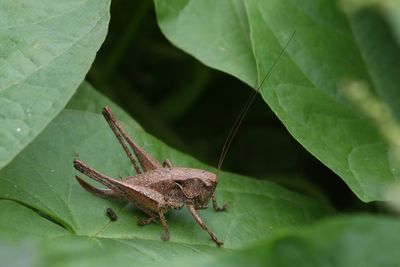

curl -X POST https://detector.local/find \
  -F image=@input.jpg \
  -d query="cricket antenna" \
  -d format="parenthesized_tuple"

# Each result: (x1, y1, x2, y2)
(216, 31, 296, 179)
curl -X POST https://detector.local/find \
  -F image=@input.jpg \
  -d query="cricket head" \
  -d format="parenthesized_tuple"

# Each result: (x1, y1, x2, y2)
(174, 170, 216, 209)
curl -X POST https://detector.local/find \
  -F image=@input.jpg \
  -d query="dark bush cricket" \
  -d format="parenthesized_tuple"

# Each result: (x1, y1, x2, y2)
(73, 32, 295, 246)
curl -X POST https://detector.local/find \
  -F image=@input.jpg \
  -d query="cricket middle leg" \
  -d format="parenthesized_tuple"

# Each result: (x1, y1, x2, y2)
(157, 206, 170, 241)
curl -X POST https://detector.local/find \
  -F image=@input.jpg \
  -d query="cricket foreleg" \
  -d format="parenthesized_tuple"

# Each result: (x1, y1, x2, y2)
(162, 159, 173, 168)
(158, 207, 170, 241)
(212, 194, 227, 212)
(187, 204, 223, 246)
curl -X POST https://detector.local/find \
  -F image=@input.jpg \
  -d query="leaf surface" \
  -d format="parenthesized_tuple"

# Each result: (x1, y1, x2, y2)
(160, 215, 400, 267)
(0, 0, 110, 169)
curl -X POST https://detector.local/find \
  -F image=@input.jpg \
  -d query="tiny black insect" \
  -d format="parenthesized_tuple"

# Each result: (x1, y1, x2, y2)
(106, 208, 118, 221)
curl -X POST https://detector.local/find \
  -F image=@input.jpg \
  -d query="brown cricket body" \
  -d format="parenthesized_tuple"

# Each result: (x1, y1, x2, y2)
(74, 106, 226, 246)
(73, 32, 295, 247)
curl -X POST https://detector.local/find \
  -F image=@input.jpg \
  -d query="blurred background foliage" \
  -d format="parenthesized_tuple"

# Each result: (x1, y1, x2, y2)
(87, 0, 368, 211)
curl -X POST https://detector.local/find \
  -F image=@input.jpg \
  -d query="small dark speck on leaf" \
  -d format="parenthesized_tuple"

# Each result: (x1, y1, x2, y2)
(106, 208, 118, 221)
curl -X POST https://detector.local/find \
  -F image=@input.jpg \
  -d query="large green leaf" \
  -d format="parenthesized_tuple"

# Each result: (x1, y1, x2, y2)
(0, 83, 331, 265)
(154, 0, 400, 202)
(1, 199, 397, 266)
(0, 0, 110, 169)
(159, 215, 400, 267)
(261, 215, 400, 267)
(342, 0, 400, 44)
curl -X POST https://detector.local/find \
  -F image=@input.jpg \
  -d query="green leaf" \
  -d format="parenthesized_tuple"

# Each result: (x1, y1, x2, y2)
(0, 83, 332, 265)
(154, 0, 400, 202)
(66, 81, 142, 130)
(341, 0, 400, 44)
(0, 0, 111, 169)
(183, 215, 400, 267)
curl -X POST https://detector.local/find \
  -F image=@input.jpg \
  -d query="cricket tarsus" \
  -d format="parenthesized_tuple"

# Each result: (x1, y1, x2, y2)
(216, 31, 296, 179)
(212, 194, 227, 211)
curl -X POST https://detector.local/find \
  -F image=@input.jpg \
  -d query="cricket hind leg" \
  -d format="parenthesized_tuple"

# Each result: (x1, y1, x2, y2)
(212, 194, 227, 212)
(102, 107, 162, 172)
(101, 107, 142, 175)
